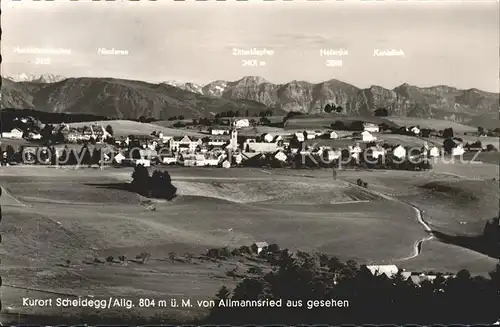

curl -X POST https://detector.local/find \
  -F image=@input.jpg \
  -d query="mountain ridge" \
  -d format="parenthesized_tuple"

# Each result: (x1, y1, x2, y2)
(1, 75, 498, 126)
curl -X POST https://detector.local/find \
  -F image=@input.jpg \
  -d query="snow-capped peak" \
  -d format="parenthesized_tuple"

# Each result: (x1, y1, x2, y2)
(162, 80, 204, 94)
(5, 73, 66, 83)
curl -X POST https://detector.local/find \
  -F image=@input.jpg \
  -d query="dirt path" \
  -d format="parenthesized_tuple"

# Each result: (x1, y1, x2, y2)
(342, 181, 434, 260)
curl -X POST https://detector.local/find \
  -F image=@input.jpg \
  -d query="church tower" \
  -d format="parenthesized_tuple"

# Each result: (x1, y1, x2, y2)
(229, 119, 239, 151)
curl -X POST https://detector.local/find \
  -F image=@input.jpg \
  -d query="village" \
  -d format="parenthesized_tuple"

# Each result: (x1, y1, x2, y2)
(1, 115, 493, 169)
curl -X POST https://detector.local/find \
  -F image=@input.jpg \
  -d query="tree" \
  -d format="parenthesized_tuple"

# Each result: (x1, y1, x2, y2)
(91, 147, 102, 166)
(131, 164, 150, 196)
(443, 138, 456, 154)
(478, 126, 484, 136)
(168, 252, 176, 262)
(5, 145, 15, 162)
(486, 144, 498, 152)
(105, 125, 114, 136)
(260, 117, 271, 125)
(150, 169, 177, 200)
(331, 121, 346, 130)
(443, 127, 454, 138)
(374, 108, 389, 116)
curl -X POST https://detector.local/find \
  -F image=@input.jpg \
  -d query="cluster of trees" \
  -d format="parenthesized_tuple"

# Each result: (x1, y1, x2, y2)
(204, 247, 500, 325)
(324, 104, 343, 113)
(136, 116, 158, 123)
(374, 107, 389, 116)
(167, 115, 186, 121)
(282, 111, 304, 123)
(130, 165, 177, 200)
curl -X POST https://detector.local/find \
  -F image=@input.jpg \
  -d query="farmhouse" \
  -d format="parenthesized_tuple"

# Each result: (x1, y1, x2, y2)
(251, 241, 269, 254)
(361, 131, 377, 142)
(1, 128, 23, 139)
(363, 123, 380, 133)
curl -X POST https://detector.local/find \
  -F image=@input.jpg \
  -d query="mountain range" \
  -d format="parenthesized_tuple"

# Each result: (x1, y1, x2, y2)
(1, 74, 498, 127)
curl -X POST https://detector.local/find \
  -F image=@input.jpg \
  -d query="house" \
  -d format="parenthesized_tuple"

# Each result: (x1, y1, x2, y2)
(162, 156, 178, 165)
(451, 144, 465, 156)
(113, 152, 125, 164)
(210, 128, 230, 136)
(28, 132, 42, 140)
(392, 145, 407, 159)
(429, 146, 440, 157)
(409, 126, 421, 135)
(368, 145, 386, 159)
(208, 139, 227, 147)
(323, 149, 342, 161)
(361, 131, 377, 142)
(234, 119, 250, 129)
(328, 131, 339, 139)
(247, 142, 279, 153)
(366, 265, 399, 278)
(251, 241, 269, 254)
(261, 133, 274, 143)
(294, 132, 305, 142)
(274, 150, 288, 162)
(135, 159, 151, 167)
(363, 123, 380, 133)
(170, 135, 202, 153)
(1, 128, 23, 139)
(305, 130, 316, 140)
(348, 144, 363, 159)
(273, 135, 283, 143)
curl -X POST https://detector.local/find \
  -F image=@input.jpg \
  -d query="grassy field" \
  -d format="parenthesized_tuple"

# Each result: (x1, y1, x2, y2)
(69, 120, 206, 138)
(385, 117, 478, 134)
(339, 168, 499, 238)
(1, 163, 498, 323)
(0, 165, 429, 322)
(284, 114, 398, 130)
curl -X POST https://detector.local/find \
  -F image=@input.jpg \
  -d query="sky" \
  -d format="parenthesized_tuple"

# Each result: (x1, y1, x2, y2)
(2, 0, 499, 92)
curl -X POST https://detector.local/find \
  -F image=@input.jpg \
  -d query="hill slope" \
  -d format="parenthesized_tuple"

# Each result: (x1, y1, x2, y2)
(0, 77, 278, 119)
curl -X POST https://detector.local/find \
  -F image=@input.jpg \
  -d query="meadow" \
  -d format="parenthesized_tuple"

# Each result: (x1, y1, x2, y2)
(1, 163, 498, 323)
(68, 120, 206, 138)
(385, 117, 478, 134)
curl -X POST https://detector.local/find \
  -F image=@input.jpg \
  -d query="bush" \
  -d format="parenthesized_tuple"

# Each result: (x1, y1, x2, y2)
(118, 255, 126, 262)
(486, 144, 498, 152)
(106, 256, 114, 263)
(136, 251, 151, 264)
